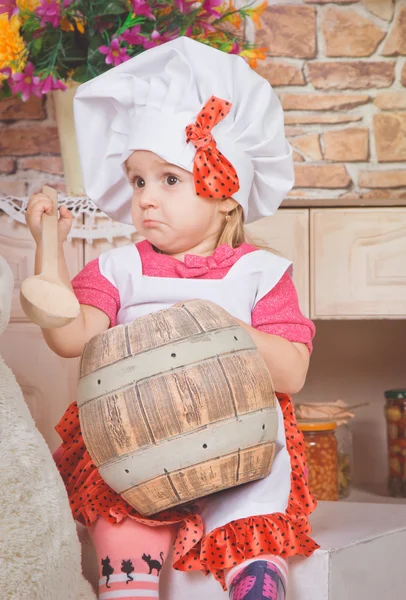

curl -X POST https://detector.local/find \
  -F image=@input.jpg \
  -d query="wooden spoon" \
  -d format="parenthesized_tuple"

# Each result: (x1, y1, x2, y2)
(20, 185, 80, 328)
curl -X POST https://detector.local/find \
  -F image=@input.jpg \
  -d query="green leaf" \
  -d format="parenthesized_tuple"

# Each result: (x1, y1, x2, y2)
(30, 37, 43, 57)
(20, 13, 42, 36)
(71, 65, 89, 83)
(0, 82, 12, 101)
(85, 36, 111, 77)
(100, 0, 128, 15)
(87, 35, 105, 64)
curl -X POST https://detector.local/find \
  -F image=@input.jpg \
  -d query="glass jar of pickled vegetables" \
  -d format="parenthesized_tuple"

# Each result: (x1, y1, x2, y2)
(298, 420, 339, 501)
(335, 423, 353, 499)
(384, 389, 406, 497)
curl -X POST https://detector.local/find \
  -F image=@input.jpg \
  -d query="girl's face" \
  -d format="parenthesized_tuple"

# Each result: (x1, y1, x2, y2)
(126, 150, 233, 256)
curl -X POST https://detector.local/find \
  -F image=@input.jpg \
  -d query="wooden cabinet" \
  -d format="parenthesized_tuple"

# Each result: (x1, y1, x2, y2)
(311, 209, 406, 319)
(250, 208, 406, 320)
(246, 209, 309, 316)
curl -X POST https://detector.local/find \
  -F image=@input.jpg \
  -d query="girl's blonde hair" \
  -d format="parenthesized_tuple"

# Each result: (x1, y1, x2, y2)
(216, 205, 246, 248)
(216, 204, 281, 255)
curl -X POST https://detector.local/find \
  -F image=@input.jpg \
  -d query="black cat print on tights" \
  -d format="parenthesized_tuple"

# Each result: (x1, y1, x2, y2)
(141, 552, 164, 575)
(121, 559, 135, 583)
(101, 551, 165, 587)
(101, 556, 114, 588)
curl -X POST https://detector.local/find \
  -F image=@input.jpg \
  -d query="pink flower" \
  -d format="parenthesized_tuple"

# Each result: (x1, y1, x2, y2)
(40, 74, 67, 94)
(229, 41, 241, 54)
(131, 0, 155, 20)
(201, 0, 222, 17)
(161, 27, 181, 43)
(0, 0, 18, 18)
(121, 24, 144, 46)
(99, 38, 131, 66)
(9, 62, 42, 101)
(196, 20, 216, 34)
(142, 29, 162, 49)
(0, 67, 12, 79)
(121, 27, 164, 49)
(174, 0, 193, 14)
(35, 0, 61, 27)
(147, 29, 181, 46)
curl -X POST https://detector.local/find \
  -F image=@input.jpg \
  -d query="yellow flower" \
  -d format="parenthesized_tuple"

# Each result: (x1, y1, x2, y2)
(157, 6, 172, 17)
(246, 1, 267, 30)
(239, 46, 267, 69)
(74, 16, 86, 34)
(60, 16, 74, 31)
(0, 14, 27, 83)
(226, 13, 242, 29)
(16, 0, 40, 23)
(60, 15, 86, 34)
(17, 0, 41, 11)
(222, 1, 242, 29)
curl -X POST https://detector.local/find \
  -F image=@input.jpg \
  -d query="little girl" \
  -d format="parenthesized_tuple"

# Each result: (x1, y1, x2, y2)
(26, 37, 318, 600)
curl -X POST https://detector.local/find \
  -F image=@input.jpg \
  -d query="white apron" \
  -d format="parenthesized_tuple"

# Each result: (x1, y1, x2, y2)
(99, 245, 294, 597)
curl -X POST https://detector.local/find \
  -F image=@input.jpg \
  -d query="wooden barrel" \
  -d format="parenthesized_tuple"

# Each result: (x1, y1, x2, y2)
(77, 300, 278, 516)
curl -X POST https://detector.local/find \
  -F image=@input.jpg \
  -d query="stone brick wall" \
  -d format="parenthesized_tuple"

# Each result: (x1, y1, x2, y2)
(256, 0, 406, 204)
(0, 95, 62, 197)
(0, 0, 405, 203)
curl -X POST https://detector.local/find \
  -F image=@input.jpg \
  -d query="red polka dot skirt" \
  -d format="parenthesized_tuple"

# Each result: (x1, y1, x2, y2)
(55, 393, 319, 589)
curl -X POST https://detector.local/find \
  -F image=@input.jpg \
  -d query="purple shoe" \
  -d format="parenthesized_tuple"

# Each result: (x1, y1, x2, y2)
(229, 561, 286, 600)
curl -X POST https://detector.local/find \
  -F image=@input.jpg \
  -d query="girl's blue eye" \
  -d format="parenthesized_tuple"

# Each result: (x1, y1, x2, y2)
(166, 175, 179, 186)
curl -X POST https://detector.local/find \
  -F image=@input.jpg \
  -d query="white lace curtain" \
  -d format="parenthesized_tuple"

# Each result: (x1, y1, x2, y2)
(0, 193, 136, 243)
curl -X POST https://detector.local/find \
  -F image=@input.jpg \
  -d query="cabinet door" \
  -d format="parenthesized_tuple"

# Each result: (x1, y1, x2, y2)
(246, 210, 310, 316)
(0, 215, 83, 449)
(0, 324, 80, 451)
(311, 208, 406, 319)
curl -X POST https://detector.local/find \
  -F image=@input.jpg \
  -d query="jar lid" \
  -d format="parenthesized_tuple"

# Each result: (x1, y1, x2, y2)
(384, 389, 406, 399)
(297, 420, 337, 432)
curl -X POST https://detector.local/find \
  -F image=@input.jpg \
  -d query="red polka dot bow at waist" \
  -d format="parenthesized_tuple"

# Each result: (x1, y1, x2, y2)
(186, 96, 240, 200)
(175, 243, 237, 278)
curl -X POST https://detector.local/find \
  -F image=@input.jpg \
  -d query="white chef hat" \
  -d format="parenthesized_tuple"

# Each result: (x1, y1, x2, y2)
(73, 36, 294, 224)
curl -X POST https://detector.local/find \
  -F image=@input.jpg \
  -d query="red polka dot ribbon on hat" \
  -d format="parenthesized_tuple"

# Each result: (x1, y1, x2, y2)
(186, 96, 240, 199)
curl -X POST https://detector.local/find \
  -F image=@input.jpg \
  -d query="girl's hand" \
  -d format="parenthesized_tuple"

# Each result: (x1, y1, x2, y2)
(25, 192, 73, 245)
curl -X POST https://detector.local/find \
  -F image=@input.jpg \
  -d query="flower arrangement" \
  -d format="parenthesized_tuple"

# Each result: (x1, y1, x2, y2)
(0, 0, 268, 101)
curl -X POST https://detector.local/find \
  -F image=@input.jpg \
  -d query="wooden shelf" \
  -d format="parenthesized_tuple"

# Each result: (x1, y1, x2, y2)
(283, 197, 406, 209)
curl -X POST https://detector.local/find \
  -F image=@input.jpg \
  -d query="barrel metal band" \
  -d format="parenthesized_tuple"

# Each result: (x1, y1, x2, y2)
(77, 326, 256, 408)
(98, 407, 278, 493)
